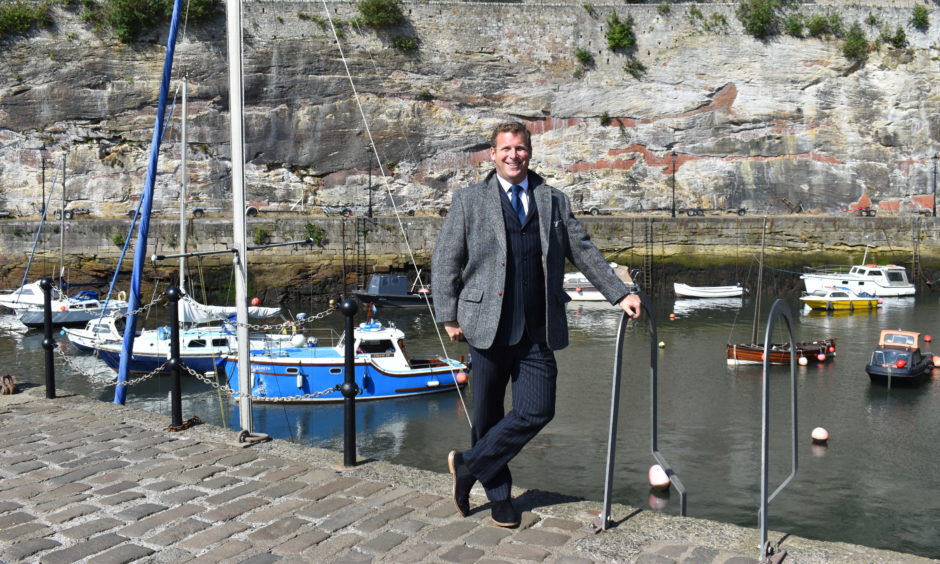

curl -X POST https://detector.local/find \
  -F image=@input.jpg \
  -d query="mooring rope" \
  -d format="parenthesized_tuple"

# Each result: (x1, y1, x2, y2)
(318, 1, 473, 428)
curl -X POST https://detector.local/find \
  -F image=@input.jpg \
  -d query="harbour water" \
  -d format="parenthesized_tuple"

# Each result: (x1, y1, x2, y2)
(1, 290, 939, 558)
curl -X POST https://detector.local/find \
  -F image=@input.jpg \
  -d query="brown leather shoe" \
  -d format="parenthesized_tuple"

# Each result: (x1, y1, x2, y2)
(490, 499, 520, 528)
(448, 450, 475, 517)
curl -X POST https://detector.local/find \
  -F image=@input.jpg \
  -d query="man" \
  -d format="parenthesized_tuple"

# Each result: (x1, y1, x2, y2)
(432, 122, 642, 527)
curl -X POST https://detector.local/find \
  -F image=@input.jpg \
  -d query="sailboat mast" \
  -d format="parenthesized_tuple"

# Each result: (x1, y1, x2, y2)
(59, 149, 66, 286)
(750, 217, 767, 345)
(180, 77, 188, 292)
(225, 0, 253, 433)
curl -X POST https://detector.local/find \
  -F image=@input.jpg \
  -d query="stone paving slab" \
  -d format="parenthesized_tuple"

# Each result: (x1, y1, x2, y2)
(0, 388, 934, 563)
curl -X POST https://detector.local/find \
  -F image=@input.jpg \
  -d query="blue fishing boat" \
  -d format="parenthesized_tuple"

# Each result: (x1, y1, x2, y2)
(217, 320, 469, 402)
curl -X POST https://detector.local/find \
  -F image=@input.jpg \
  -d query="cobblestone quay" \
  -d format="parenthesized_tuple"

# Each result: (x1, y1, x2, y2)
(0, 387, 931, 563)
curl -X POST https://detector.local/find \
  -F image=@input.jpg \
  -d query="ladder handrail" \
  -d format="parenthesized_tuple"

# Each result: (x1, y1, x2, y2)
(593, 288, 687, 533)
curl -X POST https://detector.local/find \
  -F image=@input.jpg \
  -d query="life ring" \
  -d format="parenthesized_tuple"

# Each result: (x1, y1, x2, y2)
(117, 290, 127, 301)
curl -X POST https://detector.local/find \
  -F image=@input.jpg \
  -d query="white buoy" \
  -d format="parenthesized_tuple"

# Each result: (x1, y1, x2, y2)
(811, 427, 829, 444)
(290, 333, 306, 348)
(658, 341, 666, 349)
(798, 356, 808, 366)
(648, 464, 671, 490)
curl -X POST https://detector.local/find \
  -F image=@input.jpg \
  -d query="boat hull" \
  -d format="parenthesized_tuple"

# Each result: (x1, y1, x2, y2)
(865, 363, 932, 385)
(18, 305, 127, 327)
(674, 283, 744, 298)
(220, 352, 467, 402)
(801, 273, 915, 297)
(800, 297, 879, 311)
(351, 291, 431, 308)
(726, 340, 836, 365)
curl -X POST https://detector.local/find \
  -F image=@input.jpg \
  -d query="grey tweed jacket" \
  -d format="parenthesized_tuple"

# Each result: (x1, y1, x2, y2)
(432, 170, 629, 350)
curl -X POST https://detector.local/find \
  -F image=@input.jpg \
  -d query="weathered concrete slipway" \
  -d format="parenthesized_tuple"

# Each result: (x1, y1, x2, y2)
(0, 216, 937, 298)
(0, 387, 934, 563)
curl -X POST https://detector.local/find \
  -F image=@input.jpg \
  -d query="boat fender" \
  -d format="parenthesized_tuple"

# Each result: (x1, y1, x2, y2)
(60, 305, 67, 312)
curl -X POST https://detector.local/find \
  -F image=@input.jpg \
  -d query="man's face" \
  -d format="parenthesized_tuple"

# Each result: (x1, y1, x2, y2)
(489, 131, 531, 185)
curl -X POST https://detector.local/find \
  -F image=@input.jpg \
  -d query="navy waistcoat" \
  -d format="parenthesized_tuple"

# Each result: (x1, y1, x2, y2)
(493, 188, 546, 346)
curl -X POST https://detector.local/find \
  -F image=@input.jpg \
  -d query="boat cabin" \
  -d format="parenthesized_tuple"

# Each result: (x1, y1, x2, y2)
(848, 265, 910, 285)
(876, 329, 921, 350)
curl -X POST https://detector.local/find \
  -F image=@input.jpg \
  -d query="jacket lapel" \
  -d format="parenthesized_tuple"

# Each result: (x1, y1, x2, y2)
(483, 173, 507, 256)
(534, 176, 552, 259)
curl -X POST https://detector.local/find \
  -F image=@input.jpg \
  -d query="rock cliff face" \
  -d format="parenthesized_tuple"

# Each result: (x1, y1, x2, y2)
(1, 1, 940, 219)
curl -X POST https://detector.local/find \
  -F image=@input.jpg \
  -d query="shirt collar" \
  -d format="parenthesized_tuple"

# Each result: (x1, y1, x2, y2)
(495, 175, 529, 194)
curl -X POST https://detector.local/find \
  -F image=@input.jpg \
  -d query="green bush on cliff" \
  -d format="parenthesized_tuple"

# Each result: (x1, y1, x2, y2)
(736, 0, 778, 39)
(0, 0, 53, 40)
(103, 0, 218, 43)
(911, 5, 929, 31)
(356, 0, 403, 29)
(842, 22, 868, 61)
(605, 13, 636, 51)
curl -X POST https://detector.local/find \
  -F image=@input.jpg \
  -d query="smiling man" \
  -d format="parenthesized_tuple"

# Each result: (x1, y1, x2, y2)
(432, 121, 641, 527)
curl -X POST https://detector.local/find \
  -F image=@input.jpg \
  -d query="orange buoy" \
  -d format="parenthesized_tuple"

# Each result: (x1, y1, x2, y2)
(925, 335, 932, 343)
(816, 353, 826, 362)
(455, 371, 468, 385)
(811, 427, 829, 444)
(668, 313, 676, 320)
(250, 297, 261, 306)
(648, 464, 671, 490)
(60, 305, 67, 312)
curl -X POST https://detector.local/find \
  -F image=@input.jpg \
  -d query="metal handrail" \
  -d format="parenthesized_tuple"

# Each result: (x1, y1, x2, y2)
(758, 299, 799, 563)
(593, 289, 687, 533)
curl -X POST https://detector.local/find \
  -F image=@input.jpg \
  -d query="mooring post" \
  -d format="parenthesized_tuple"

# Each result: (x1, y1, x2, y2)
(339, 298, 359, 467)
(166, 286, 183, 427)
(39, 277, 56, 399)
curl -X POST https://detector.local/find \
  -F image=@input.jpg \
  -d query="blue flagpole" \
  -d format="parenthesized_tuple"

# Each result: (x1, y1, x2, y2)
(114, 0, 185, 404)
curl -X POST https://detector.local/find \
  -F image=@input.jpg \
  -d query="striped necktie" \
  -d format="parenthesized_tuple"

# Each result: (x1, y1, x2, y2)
(510, 184, 526, 224)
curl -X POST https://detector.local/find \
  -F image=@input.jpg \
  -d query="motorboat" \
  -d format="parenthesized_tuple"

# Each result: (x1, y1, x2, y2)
(800, 248, 915, 297)
(799, 286, 880, 311)
(16, 291, 128, 328)
(353, 273, 431, 308)
(865, 329, 934, 385)
(0, 281, 60, 312)
(563, 263, 633, 301)
(66, 297, 289, 373)
(83, 319, 297, 374)
(673, 283, 744, 298)
(217, 319, 469, 402)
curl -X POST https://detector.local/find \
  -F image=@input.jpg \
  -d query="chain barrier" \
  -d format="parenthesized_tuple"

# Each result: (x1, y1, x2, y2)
(54, 345, 169, 387)
(182, 362, 340, 402)
(180, 294, 336, 332)
(111, 295, 168, 322)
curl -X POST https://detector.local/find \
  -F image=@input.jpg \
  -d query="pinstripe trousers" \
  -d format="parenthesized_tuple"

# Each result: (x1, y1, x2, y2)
(462, 334, 558, 502)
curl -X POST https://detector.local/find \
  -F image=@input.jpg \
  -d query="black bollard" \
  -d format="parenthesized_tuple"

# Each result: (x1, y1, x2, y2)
(39, 277, 56, 399)
(339, 298, 359, 467)
(166, 286, 183, 427)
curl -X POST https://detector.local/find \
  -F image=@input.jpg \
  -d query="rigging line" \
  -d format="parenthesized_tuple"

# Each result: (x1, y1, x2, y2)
(319, 2, 472, 428)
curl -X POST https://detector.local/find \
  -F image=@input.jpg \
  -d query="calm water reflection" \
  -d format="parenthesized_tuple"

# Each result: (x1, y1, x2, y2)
(2, 293, 939, 558)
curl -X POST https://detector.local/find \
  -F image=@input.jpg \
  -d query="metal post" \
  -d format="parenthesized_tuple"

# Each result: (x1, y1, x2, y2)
(39, 277, 56, 399)
(167, 286, 183, 427)
(339, 298, 359, 467)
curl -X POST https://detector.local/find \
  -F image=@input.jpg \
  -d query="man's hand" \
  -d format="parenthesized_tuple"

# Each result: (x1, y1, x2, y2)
(444, 321, 465, 342)
(619, 294, 642, 319)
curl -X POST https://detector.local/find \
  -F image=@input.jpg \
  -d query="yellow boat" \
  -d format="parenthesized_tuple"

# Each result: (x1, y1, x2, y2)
(799, 287, 880, 311)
